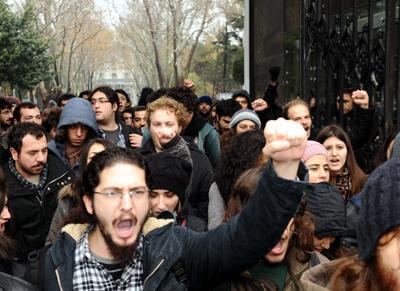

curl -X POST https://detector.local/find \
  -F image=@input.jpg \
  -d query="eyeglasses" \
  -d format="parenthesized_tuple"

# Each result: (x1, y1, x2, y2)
(94, 188, 150, 200)
(90, 98, 111, 105)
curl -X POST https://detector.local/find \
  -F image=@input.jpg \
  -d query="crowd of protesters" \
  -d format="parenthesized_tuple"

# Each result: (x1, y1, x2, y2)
(0, 67, 400, 291)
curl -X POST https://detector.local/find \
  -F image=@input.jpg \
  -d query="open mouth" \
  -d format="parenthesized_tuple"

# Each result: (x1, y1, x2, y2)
(116, 219, 135, 239)
(270, 239, 285, 255)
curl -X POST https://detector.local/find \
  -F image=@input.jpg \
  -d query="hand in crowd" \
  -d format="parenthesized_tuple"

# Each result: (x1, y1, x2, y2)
(129, 133, 143, 148)
(262, 118, 307, 179)
(252, 99, 268, 111)
(352, 89, 369, 109)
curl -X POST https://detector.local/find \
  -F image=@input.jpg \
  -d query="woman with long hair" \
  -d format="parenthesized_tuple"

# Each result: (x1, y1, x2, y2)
(315, 124, 367, 199)
(0, 168, 13, 273)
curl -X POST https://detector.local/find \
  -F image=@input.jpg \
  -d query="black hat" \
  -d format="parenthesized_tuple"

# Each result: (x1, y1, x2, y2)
(357, 158, 400, 261)
(305, 182, 347, 238)
(145, 152, 192, 203)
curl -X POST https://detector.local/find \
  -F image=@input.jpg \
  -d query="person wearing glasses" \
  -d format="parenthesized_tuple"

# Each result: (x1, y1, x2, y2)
(42, 118, 310, 290)
(89, 86, 136, 149)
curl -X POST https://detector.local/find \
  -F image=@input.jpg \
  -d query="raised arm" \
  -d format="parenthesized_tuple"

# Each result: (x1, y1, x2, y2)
(182, 118, 310, 290)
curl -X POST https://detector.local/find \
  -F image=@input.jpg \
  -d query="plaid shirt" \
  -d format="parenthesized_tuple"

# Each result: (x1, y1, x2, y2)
(73, 229, 144, 290)
(99, 123, 127, 148)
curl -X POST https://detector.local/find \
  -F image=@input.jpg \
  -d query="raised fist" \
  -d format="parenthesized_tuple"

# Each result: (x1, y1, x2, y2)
(351, 89, 369, 109)
(263, 118, 307, 163)
(252, 99, 268, 112)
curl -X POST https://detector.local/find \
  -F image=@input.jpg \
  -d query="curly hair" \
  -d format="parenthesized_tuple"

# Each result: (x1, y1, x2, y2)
(67, 148, 147, 225)
(215, 130, 266, 204)
(146, 97, 189, 128)
(166, 87, 198, 113)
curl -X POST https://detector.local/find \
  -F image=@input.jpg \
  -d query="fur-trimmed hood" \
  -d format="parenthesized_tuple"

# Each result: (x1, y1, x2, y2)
(60, 217, 174, 242)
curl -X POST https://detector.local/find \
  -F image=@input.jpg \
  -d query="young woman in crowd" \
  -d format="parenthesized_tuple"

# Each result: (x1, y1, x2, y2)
(208, 130, 266, 230)
(315, 124, 367, 200)
(0, 168, 38, 289)
(301, 140, 354, 259)
(214, 166, 326, 291)
(0, 169, 13, 274)
(146, 151, 207, 231)
(46, 138, 116, 244)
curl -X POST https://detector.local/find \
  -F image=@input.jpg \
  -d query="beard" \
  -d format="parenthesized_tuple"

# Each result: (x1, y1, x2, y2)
(93, 208, 144, 262)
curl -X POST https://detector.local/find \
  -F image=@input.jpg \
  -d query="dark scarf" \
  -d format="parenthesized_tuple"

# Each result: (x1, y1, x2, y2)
(335, 167, 352, 199)
(8, 157, 48, 196)
(182, 114, 206, 137)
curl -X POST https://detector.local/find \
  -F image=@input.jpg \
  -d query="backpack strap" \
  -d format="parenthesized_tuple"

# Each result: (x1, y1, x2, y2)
(24, 244, 52, 289)
(171, 260, 191, 289)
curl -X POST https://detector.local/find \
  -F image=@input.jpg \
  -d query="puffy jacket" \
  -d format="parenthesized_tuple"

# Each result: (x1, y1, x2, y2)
(42, 161, 309, 291)
(4, 152, 73, 261)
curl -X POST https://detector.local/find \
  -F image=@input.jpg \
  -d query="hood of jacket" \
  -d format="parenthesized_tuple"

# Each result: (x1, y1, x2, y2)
(57, 97, 99, 134)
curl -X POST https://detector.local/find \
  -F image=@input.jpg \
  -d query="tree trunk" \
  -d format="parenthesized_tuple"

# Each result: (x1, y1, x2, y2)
(143, 0, 165, 88)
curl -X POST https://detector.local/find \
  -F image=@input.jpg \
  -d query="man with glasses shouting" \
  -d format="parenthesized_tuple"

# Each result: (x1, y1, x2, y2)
(89, 86, 136, 149)
(42, 118, 311, 291)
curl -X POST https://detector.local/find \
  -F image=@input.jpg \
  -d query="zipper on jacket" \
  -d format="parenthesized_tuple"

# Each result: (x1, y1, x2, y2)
(39, 170, 69, 198)
(143, 258, 165, 287)
(55, 268, 64, 291)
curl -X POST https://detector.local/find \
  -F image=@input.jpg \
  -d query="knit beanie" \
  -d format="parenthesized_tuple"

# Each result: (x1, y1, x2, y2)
(301, 141, 328, 162)
(305, 182, 347, 238)
(198, 95, 212, 105)
(229, 109, 261, 130)
(357, 158, 400, 261)
(145, 152, 192, 204)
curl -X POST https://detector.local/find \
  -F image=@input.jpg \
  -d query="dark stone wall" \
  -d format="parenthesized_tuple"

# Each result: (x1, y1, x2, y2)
(250, 0, 284, 99)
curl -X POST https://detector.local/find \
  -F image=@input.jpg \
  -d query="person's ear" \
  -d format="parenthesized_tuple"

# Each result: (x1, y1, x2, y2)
(10, 147, 18, 161)
(112, 102, 118, 112)
(83, 194, 94, 215)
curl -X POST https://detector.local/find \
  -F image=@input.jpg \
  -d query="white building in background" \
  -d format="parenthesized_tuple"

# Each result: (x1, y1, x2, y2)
(93, 65, 139, 105)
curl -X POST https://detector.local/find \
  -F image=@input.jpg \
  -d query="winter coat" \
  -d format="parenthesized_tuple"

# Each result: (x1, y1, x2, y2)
(208, 182, 226, 230)
(0, 272, 38, 291)
(182, 114, 221, 168)
(3, 152, 73, 262)
(42, 161, 309, 291)
(46, 184, 76, 245)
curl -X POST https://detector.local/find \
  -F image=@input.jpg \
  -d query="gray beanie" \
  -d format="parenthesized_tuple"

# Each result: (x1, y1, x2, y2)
(229, 109, 261, 130)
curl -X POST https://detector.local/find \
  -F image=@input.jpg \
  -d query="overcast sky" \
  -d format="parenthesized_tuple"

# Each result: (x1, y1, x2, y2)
(95, 0, 128, 26)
